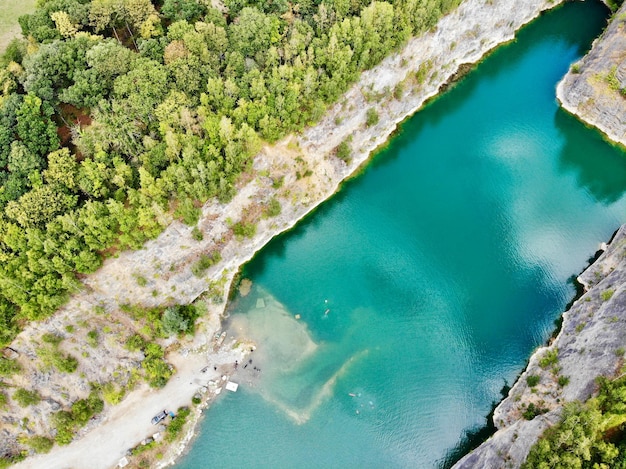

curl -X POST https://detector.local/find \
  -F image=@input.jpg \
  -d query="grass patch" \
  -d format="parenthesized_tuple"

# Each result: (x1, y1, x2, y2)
(87, 330, 99, 347)
(0, 0, 36, 52)
(191, 226, 203, 241)
(232, 220, 257, 239)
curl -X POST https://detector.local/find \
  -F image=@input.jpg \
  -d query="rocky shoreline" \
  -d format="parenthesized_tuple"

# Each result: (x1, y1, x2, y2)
(556, 2, 626, 148)
(454, 3, 626, 467)
(4, 0, 590, 467)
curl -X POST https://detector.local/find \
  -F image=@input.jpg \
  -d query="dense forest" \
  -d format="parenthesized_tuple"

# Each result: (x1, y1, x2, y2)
(0, 0, 461, 347)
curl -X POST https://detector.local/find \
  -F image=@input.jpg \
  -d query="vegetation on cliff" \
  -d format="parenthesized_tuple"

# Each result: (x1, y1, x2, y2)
(524, 374, 626, 468)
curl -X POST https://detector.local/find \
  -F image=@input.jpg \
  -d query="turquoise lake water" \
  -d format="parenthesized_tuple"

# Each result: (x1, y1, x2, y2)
(178, 2, 626, 468)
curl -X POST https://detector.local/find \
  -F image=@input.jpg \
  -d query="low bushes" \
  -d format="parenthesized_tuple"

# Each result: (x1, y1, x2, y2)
(52, 391, 104, 445)
(13, 388, 40, 407)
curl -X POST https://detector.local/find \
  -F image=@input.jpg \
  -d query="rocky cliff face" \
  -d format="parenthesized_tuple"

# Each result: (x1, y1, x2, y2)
(454, 5, 626, 468)
(557, 3, 626, 147)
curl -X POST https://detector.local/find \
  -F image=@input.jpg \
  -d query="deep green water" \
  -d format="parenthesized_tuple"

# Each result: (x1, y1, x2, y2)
(178, 2, 626, 468)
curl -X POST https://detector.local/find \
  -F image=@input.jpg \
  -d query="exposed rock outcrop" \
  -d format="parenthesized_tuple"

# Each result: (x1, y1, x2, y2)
(454, 225, 626, 468)
(557, 3, 626, 147)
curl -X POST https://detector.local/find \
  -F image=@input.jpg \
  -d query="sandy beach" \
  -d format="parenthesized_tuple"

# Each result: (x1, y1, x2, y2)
(7, 0, 571, 467)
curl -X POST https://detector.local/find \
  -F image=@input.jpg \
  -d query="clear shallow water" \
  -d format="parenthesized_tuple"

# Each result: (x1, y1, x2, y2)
(178, 2, 626, 468)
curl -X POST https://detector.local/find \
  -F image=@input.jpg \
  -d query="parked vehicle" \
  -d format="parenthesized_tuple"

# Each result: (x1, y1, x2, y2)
(151, 410, 168, 425)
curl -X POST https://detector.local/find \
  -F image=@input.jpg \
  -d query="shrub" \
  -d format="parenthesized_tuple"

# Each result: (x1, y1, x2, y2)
(526, 375, 540, 387)
(102, 382, 125, 405)
(0, 454, 25, 468)
(539, 349, 558, 369)
(131, 440, 157, 456)
(393, 82, 404, 99)
(601, 289, 615, 301)
(191, 251, 221, 277)
(71, 393, 104, 426)
(558, 375, 570, 387)
(522, 402, 547, 420)
(365, 108, 379, 127)
(161, 305, 198, 336)
(336, 140, 351, 162)
(165, 407, 191, 442)
(37, 338, 79, 374)
(87, 330, 99, 347)
(54, 354, 78, 373)
(0, 358, 21, 377)
(232, 221, 257, 239)
(191, 226, 203, 241)
(415, 60, 433, 84)
(26, 436, 54, 454)
(52, 411, 76, 445)
(125, 334, 146, 352)
(142, 343, 173, 388)
(0, 391, 7, 409)
(42, 333, 63, 345)
(52, 392, 104, 445)
(265, 198, 281, 218)
(13, 388, 41, 407)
